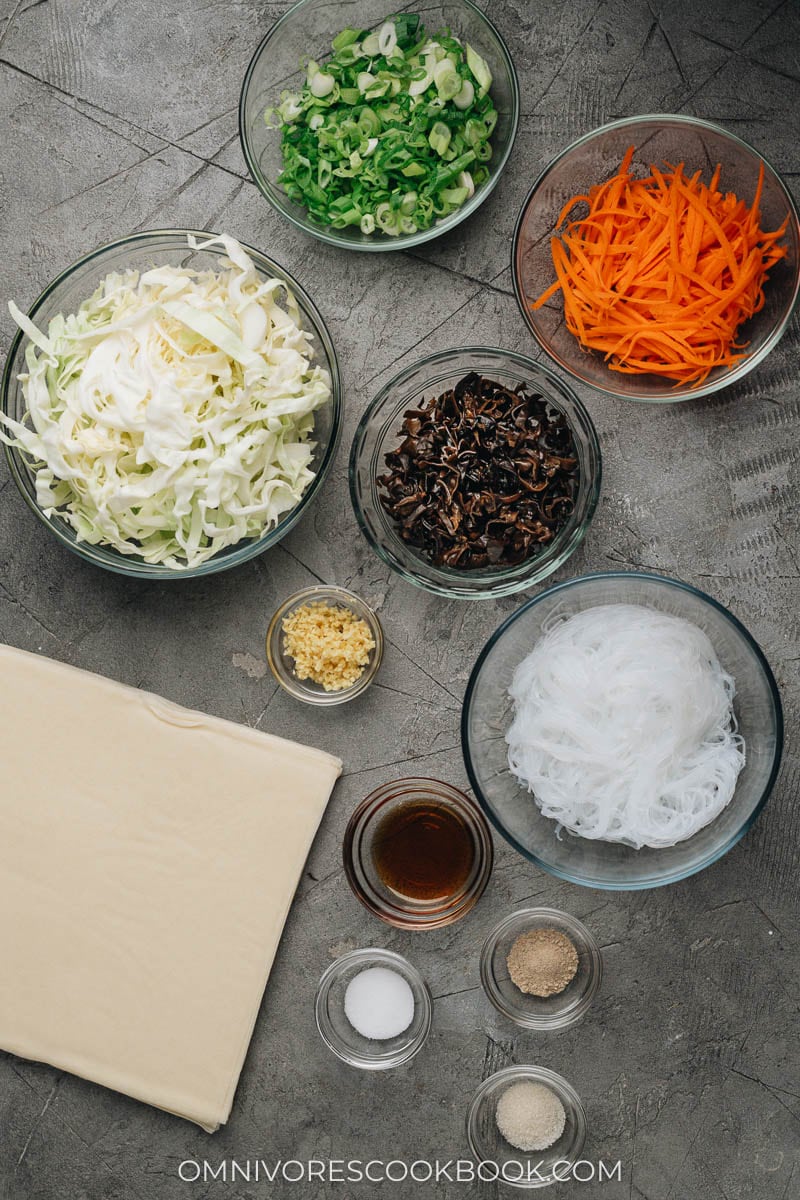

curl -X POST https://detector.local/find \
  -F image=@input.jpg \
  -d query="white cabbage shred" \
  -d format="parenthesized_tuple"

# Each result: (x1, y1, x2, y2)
(506, 604, 745, 849)
(0, 234, 331, 568)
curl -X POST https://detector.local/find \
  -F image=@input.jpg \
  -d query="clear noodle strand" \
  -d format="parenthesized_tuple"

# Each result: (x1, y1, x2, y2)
(506, 604, 745, 849)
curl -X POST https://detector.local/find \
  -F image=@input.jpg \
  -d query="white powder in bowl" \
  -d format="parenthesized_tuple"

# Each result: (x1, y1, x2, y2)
(495, 1081, 566, 1152)
(344, 966, 415, 1040)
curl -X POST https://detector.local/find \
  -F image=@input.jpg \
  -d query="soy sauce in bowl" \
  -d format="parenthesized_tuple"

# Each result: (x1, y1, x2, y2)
(373, 798, 475, 903)
(343, 778, 494, 930)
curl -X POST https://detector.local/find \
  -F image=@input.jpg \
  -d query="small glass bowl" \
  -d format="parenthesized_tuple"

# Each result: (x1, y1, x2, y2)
(315, 948, 433, 1070)
(466, 1065, 587, 1189)
(239, 0, 519, 251)
(480, 908, 602, 1030)
(349, 347, 602, 600)
(343, 777, 494, 929)
(513, 115, 800, 402)
(266, 585, 383, 705)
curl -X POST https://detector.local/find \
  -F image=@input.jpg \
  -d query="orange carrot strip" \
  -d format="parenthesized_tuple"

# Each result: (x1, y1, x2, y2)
(531, 147, 788, 386)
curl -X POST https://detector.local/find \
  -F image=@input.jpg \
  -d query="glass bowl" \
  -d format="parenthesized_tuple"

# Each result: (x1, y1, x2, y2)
(349, 347, 601, 599)
(480, 908, 602, 1030)
(0, 230, 342, 579)
(462, 572, 784, 890)
(239, 0, 519, 251)
(266, 585, 383, 705)
(343, 776, 494, 929)
(513, 115, 800, 402)
(466, 1065, 587, 1189)
(315, 947, 433, 1069)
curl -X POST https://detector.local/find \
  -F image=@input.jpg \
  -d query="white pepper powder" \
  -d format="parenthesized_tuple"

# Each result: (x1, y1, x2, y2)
(507, 927, 579, 997)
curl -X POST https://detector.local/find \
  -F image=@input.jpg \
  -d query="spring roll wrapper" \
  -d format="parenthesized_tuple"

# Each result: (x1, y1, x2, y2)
(0, 643, 342, 1131)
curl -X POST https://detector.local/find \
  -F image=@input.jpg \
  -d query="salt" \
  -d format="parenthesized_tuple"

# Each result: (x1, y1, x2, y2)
(344, 966, 415, 1040)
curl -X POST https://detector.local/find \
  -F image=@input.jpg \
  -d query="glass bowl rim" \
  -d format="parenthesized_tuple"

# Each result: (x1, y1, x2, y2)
(461, 569, 785, 890)
(238, 0, 520, 252)
(314, 946, 433, 1069)
(466, 1063, 588, 1188)
(511, 113, 800, 403)
(348, 345, 603, 599)
(266, 583, 384, 705)
(0, 228, 343, 580)
(342, 774, 495, 928)
(479, 906, 603, 1029)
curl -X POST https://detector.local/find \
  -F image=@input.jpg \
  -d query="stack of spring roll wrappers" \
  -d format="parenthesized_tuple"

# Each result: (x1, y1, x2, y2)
(0, 644, 342, 1131)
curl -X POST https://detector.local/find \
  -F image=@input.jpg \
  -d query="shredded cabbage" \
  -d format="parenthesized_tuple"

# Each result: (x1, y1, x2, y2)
(0, 234, 332, 569)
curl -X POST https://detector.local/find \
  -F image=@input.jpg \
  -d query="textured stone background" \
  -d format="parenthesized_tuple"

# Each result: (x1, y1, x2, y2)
(1, 1, 798, 1197)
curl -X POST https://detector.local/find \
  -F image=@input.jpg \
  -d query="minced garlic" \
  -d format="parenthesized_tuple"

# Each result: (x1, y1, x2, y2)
(282, 601, 375, 692)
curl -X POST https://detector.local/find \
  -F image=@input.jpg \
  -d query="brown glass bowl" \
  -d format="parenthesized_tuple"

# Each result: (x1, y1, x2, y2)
(343, 778, 494, 930)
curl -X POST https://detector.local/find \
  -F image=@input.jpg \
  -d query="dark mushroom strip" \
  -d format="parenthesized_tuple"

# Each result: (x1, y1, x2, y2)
(377, 373, 580, 571)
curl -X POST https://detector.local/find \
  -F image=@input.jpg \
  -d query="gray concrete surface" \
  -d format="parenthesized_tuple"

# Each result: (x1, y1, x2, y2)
(1, 0, 798, 1197)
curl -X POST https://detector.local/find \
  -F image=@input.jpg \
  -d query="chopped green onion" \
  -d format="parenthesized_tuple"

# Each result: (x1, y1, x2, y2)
(358, 107, 381, 136)
(266, 12, 498, 237)
(361, 31, 380, 56)
(335, 45, 363, 67)
(465, 44, 492, 97)
(433, 58, 461, 100)
(441, 185, 468, 206)
(317, 157, 331, 185)
(394, 13, 421, 48)
(378, 21, 397, 56)
(375, 201, 398, 234)
(453, 79, 474, 110)
(310, 71, 335, 99)
(428, 120, 452, 156)
(408, 68, 434, 97)
(332, 27, 362, 51)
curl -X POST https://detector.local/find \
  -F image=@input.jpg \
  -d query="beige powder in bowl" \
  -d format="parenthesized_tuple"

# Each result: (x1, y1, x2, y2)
(495, 1080, 566, 1152)
(507, 927, 578, 997)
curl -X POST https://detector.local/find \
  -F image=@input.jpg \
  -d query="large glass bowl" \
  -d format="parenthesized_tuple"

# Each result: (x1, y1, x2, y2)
(513, 115, 800, 402)
(239, 0, 519, 251)
(349, 348, 601, 599)
(462, 572, 783, 889)
(1, 230, 342, 579)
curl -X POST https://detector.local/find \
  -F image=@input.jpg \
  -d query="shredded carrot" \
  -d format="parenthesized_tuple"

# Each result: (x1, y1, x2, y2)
(532, 146, 789, 386)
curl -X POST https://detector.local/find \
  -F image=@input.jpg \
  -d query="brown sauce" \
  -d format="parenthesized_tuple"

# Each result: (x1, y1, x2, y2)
(372, 800, 475, 902)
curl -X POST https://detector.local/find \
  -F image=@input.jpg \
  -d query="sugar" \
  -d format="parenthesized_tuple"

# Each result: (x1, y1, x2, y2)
(344, 966, 415, 1040)
(496, 1081, 566, 1152)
